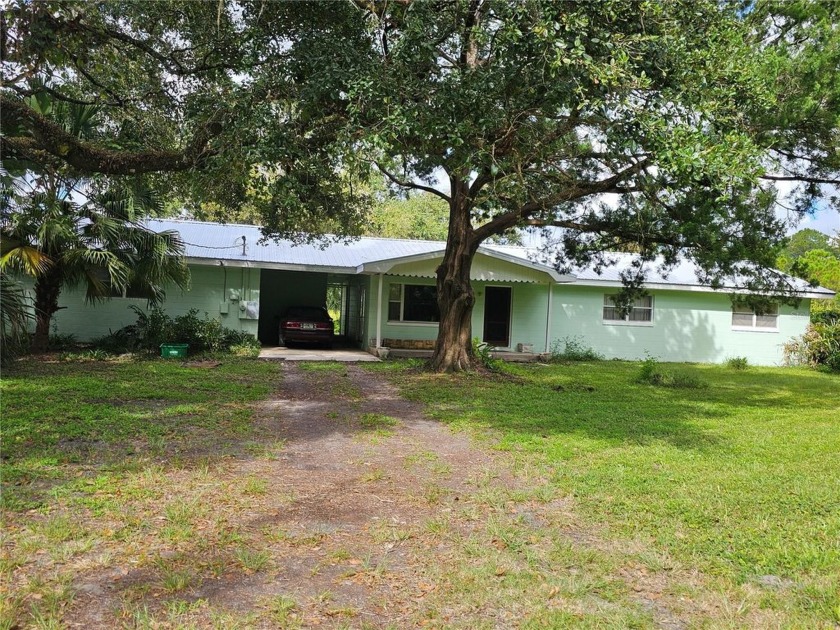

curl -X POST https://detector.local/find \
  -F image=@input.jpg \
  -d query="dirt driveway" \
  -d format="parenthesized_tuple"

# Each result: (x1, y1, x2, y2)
(41, 361, 699, 628)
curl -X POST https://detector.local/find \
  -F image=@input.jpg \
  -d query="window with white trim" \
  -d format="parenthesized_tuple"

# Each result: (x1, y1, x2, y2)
(91, 268, 146, 299)
(732, 304, 778, 330)
(388, 283, 440, 323)
(603, 294, 654, 323)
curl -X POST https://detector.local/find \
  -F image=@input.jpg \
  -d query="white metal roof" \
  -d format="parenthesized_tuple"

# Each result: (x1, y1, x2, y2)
(144, 219, 836, 299)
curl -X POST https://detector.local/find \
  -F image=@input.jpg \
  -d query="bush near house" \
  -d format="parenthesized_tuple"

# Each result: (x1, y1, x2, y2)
(784, 320, 840, 372)
(93, 306, 261, 357)
(548, 336, 604, 362)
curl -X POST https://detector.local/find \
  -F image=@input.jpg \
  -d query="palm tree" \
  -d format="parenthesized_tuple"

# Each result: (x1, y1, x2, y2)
(1, 93, 189, 353)
(1, 178, 190, 352)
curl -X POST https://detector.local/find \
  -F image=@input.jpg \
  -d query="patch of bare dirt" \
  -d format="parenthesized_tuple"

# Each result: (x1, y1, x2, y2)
(48, 363, 728, 628)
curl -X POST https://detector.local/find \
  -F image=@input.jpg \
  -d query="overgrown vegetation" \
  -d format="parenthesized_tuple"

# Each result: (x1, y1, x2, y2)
(0, 274, 31, 365)
(636, 354, 707, 388)
(724, 356, 749, 370)
(784, 320, 840, 372)
(471, 338, 501, 371)
(548, 336, 604, 362)
(92, 306, 260, 357)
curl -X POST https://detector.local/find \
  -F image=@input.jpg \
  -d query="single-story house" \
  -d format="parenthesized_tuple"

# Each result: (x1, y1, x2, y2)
(44, 218, 835, 365)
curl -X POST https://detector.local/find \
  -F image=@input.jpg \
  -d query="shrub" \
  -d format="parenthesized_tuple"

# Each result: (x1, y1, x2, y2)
(48, 332, 78, 351)
(471, 338, 501, 371)
(548, 336, 604, 362)
(784, 321, 840, 372)
(59, 349, 110, 362)
(811, 299, 840, 325)
(725, 356, 749, 370)
(90, 327, 138, 354)
(637, 353, 659, 383)
(92, 306, 260, 357)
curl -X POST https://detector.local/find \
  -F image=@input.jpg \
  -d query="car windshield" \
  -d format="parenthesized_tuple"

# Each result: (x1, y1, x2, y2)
(285, 307, 328, 320)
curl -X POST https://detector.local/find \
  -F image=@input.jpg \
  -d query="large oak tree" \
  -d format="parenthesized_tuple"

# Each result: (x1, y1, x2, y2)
(262, 0, 840, 371)
(3, 1, 839, 371)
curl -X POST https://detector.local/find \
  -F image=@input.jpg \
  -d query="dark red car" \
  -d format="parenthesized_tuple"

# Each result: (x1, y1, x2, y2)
(279, 306, 335, 348)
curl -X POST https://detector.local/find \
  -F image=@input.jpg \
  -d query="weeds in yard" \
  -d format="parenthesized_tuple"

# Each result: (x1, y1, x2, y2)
(421, 482, 448, 506)
(33, 514, 85, 543)
(359, 413, 399, 443)
(725, 356, 750, 370)
(359, 413, 399, 429)
(362, 467, 386, 482)
(636, 353, 707, 388)
(424, 517, 450, 536)
(234, 547, 271, 573)
(329, 548, 353, 562)
(242, 475, 268, 496)
(208, 609, 258, 630)
(158, 565, 194, 593)
(471, 338, 501, 371)
(370, 522, 413, 544)
(265, 595, 298, 625)
(5, 353, 840, 628)
(548, 336, 604, 362)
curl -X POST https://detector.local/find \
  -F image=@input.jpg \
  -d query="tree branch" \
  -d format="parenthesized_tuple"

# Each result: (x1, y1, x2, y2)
(472, 159, 650, 242)
(375, 162, 451, 202)
(1, 95, 222, 175)
(761, 173, 840, 185)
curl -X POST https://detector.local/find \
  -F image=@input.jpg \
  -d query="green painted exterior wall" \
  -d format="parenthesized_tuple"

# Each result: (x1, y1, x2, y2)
(364, 275, 811, 365)
(33, 264, 260, 341)
(366, 275, 552, 351)
(550, 285, 810, 365)
(33, 259, 813, 365)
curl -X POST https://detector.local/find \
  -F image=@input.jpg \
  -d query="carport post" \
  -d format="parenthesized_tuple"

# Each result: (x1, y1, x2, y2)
(545, 281, 553, 353)
(376, 273, 384, 349)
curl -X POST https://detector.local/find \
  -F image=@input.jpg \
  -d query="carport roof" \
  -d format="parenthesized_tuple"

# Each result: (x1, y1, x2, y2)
(145, 218, 567, 280)
(145, 218, 835, 298)
(145, 218, 444, 271)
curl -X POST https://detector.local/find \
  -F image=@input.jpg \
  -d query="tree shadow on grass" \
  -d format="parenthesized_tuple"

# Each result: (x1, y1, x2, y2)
(397, 362, 840, 454)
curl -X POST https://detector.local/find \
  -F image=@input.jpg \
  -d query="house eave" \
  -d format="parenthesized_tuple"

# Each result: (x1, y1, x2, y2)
(186, 257, 355, 275)
(572, 278, 834, 300)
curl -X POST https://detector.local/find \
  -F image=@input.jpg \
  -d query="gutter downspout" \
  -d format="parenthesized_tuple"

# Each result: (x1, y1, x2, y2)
(544, 282, 553, 353)
(376, 273, 384, 350)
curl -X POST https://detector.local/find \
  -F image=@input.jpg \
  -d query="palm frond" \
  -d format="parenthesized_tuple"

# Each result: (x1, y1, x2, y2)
(0, 243, 53, 276)
(0, 274, 32, 364)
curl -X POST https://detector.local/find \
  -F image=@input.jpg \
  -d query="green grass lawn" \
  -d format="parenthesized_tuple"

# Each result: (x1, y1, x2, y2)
(1, 357, 281, 511)
(3, 356, 838, 627)
(377, 359, 840, 626)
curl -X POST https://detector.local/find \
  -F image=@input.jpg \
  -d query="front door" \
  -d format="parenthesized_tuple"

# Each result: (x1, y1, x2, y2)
(483, 286, 512, 347)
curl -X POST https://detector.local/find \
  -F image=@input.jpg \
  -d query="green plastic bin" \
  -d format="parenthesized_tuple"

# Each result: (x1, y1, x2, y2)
(160, 343, 189, 359)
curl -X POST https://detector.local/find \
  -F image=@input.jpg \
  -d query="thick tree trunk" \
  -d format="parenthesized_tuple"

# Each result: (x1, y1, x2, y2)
(429, 187, 480, 372)
(32, 268, 62, 353)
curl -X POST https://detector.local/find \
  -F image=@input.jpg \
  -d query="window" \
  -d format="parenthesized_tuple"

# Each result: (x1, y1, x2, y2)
(388, 283, 440, 323)
(603, 294, 654, 324)
(732, 304, 778, 330)
(91, 268, 146, 299)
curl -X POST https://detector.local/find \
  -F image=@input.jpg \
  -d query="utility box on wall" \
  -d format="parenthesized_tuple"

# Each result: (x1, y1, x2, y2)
(239, 301, 260, 320)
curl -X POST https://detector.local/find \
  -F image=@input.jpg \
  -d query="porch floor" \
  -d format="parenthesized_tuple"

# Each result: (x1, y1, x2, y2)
(259, 347, 380, 362)
(387, 349, 542, 362)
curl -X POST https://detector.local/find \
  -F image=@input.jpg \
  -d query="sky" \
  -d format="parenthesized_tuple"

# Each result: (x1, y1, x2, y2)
(782, 205, 839, 237)
(424, 170, 839, 240)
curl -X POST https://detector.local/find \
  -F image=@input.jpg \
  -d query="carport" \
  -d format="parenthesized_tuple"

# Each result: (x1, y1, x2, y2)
(257, 269, 366, 348)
